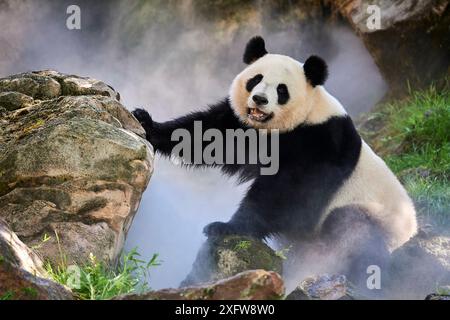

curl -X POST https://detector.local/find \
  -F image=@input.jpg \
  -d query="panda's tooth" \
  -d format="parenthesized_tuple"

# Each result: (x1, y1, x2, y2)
(251, 108, 263, 116)
(248, 107, 270, 122)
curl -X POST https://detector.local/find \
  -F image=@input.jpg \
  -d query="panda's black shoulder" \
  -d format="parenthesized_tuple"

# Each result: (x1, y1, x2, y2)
(280, 115, 361, 168)
(204, 98, 245, 130)
(179, 98, 244, 131)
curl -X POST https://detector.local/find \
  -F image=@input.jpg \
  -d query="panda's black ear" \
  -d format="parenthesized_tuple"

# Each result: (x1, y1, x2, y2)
(243, 36, 268, 64)
(304, 55, 328, 87)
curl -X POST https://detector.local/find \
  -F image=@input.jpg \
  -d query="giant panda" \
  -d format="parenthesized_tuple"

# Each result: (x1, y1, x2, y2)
(133, 36, 417, 284)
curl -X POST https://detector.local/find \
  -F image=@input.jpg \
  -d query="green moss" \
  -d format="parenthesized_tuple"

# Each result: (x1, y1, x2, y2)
(234, 240, 252, 251)
(217, 236, 282, 275)
(19, 118, 45, 138)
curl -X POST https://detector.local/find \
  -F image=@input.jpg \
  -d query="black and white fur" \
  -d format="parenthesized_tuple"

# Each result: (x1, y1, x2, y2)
(133, 36, 417, 281)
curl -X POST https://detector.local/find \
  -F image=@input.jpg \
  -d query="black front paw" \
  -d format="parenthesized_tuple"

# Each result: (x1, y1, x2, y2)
(132, 108, 153, 129)
(203, 221, 238, 237)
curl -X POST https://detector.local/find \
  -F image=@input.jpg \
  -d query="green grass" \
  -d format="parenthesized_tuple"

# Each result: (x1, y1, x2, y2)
(382, 85, 450, 177)
(361, 83, 450, 228)
(403, 176, 450, 227)
(234, 240, 252, 251)
(0, 291, 14, 300)
(275, 245, 292, 260)
(45, 248, 160, 300)
(386, 144, 450, 178)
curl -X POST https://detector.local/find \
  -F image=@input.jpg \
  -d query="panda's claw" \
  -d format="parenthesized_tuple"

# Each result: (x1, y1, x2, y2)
(203, 221, 237, 237)
(132, 108, 153, 127)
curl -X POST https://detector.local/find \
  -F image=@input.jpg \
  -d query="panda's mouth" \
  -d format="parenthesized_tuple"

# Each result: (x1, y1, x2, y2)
(247, 108, 273, 122)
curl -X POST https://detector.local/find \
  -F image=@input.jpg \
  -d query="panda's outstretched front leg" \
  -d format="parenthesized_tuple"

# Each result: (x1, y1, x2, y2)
(132, 108, 183, 157)
(132, 101, 243, 166)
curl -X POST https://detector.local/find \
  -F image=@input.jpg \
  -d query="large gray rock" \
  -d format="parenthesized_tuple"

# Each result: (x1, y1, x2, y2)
(388, 231, 450, 299)
(0, 219, 72, 300)
(0, 70, 153, 265)
(182, 236, 283, 287)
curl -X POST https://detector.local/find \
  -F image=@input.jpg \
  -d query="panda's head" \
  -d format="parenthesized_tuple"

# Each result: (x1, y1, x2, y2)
(229, 36, 329, 131)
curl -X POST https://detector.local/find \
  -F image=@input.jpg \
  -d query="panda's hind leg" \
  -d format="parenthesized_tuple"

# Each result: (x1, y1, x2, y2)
(320, 206, 390, 296)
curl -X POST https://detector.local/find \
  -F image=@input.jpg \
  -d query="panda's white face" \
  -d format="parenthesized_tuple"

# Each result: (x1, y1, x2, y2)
(230, 54, 314, 131)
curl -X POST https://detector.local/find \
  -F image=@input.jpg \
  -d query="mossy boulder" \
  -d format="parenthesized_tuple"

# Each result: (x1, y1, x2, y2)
(181, 235, 283, 287)
(0, 70, 153, 266)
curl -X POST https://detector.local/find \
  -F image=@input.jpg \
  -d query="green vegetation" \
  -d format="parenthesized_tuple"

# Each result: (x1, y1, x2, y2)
(275, 245, 292, 260)
(215, 236, 283, 276)
(436, 285, 450, 296)
(0, 291, 14, 300)
(360, 83, 450, 228)
(30, 233, 51, 250)
(45, 248, 160, 300)
(234, 240, 252, 251)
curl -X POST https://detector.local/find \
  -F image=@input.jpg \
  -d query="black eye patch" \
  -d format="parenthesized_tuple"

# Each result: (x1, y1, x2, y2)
(277, 84, 290, 105)
(246, 74, 263, 92)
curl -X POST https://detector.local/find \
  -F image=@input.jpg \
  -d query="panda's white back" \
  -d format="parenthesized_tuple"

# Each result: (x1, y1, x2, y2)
(301, 86, 418, 250)
(321, 141, 418, 250)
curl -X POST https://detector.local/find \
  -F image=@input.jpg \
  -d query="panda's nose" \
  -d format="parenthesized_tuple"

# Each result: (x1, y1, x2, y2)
(252, 94, 268, 106)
